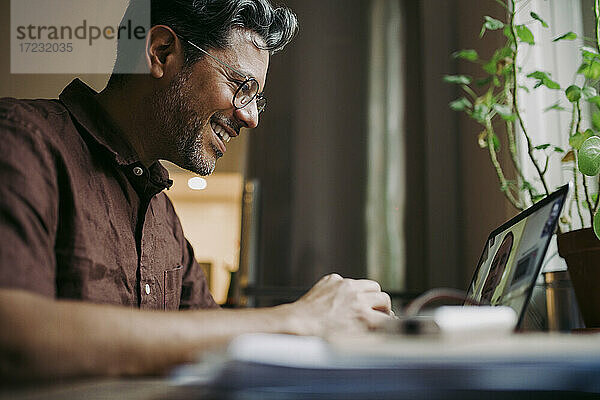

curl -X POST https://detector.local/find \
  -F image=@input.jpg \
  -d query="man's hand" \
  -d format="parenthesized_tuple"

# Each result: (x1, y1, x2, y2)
(285, 274, 393, 336)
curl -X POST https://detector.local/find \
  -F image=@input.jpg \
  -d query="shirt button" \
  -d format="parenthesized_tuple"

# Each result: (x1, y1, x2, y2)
(133, 166, 144, 176)
(145, 283, 151, 295)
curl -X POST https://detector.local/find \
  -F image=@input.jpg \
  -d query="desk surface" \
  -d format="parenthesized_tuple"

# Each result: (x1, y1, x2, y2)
(2, 379, 598, 400)
(3, 332, 600, 400)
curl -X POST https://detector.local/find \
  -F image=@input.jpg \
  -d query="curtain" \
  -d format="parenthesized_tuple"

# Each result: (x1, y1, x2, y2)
(366, 0, 406, 291)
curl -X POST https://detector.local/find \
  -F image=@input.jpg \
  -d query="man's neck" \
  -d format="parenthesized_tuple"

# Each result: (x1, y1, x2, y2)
(96, 79, 156, 168)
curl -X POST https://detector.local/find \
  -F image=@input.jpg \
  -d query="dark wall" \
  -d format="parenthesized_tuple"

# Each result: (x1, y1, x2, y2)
(247, 0, 370, 290)
(246, 0, 514, 301)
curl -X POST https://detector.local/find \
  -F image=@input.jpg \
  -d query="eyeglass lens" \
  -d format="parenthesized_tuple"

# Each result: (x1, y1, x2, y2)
(234, 79, 258, 107)
(233, 78, 266, 114)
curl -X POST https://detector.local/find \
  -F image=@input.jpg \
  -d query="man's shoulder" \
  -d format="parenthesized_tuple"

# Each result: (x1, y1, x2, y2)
(0, 96, 68, 124)
(0, 96, 79, 148)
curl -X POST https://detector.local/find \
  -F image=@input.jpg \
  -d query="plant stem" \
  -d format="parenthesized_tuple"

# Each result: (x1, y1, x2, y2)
(462, 84, 478, 100)
(504, 84, 534, 203)
(509, 0, 551, 198)
(596, 0, 600, 54)
(573, 159, 586, 227)
(568, 103, 577, 137)
(486, 119, 522, 209)
(595, 0, 600, 217)
(596, 175, 600, 211)
(575, 99, 594, 220)
(575, 99, 582, 136)
(567, 101, 586, 222)
(583, 176, 594, 221)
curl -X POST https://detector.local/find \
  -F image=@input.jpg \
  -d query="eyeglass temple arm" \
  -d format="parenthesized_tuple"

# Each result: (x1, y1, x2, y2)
(184, 39, 248, 79)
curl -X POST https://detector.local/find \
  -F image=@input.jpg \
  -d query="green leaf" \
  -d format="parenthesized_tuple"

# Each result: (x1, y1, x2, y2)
(452, 49, 479, 61)
(565, 85, 582, 102)
(527, 71, 547, 80)
(518, 85, 531, 93)
(587, 96, 600, 108)
(526, 71, 560, 90)
(503, 25, 514, 40)
(480, 16, 505, 37)
(476, 77, 493, 87)
(516, 25, 535, 45)
(553, 31, 577, 42)
(492, 104, 515, 121)
(593, 209, 600, 240)
(449, 97, 472, 111)
(535, 144, 551, 150)
(443, 75, 472, 85)
(530, 12, 549, 28)
(482, 46, 514, 75)
(585, 193, 600, 210)
(569, 129, 595, 150)
(554, 146, 565, 153)
(589, 63, 600, 80)
(578, 136, 600, 176)
(578, 62, 600, 80)
(594, 111, 600, 131)
(582, 47, 600, 62)
(544, 102, 565, 112)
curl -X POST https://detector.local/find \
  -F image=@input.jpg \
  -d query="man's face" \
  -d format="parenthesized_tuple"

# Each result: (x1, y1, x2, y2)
(153, 28, 269, 175)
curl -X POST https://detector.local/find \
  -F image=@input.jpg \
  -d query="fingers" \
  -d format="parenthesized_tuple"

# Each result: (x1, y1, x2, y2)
(351, 279, 381, 292)
(319, 274, 381, 292)
(361, 308, 394, 328)
(306, 274, 393, 332)
(359, 291, 392, 314)
(315, 273, 343, 287)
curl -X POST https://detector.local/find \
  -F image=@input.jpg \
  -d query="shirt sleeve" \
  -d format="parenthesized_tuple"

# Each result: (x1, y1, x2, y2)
(0, 107, 59, 296)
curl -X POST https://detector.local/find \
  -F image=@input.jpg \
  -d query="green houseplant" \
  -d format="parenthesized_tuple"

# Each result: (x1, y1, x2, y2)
(445, 0, 600, 224)
(445, 0, 600, 327)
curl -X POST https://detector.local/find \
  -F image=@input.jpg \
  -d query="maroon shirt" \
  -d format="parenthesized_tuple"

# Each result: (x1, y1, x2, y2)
(0, 79, 217, 310)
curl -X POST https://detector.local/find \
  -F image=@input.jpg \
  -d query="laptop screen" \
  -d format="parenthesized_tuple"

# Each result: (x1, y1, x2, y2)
(466, 184, 569, 326)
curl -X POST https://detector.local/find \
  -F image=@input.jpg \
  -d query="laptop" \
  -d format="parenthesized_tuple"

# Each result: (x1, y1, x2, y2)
(465, 183, 570, 328)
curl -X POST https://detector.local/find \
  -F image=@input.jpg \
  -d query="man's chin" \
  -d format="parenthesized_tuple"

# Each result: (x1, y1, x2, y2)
(190, 155, 217, 176)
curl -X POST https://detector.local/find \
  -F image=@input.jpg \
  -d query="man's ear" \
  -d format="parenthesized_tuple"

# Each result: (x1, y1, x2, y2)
(145, 25, 183, 79)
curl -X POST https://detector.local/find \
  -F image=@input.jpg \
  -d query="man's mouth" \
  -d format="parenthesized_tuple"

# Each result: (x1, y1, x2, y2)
(211, 122, 232, 143)
(210, 121, 230, 155)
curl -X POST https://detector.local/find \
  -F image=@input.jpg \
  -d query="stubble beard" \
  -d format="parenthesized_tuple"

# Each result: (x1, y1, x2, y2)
(153, 67, 217, 176)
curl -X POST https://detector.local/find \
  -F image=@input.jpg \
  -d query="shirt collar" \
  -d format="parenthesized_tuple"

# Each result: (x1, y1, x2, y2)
(59, 79, 172, 192)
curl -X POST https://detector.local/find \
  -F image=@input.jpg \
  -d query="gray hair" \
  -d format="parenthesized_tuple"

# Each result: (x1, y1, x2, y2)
(111, 0, 297, 76)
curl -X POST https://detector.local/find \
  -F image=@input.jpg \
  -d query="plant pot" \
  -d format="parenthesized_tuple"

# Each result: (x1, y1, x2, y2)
(557, 227, 600, 328)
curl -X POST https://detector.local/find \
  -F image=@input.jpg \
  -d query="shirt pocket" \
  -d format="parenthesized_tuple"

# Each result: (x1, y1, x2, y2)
(163, 265, 183, 311)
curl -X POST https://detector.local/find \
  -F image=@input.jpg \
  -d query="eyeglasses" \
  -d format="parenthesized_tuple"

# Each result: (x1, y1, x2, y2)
(183, 38, 266, 115)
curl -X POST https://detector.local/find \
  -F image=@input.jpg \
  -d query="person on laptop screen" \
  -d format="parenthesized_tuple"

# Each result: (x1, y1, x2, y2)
(467, 191, 567, 325)
(0, 0, 393, 380)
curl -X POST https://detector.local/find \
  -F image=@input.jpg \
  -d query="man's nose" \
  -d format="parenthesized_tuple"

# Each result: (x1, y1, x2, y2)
(234, 101, 259, 129)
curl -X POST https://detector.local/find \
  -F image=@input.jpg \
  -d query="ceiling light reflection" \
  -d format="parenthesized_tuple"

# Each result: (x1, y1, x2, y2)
(188, 177, 207, 190)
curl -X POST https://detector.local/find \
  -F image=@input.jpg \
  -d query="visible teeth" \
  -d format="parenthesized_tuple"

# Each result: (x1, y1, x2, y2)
(211, 122, 231, 143)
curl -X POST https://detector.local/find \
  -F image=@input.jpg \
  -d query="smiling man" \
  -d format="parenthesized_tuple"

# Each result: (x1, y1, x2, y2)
(0, 0, 392, 380)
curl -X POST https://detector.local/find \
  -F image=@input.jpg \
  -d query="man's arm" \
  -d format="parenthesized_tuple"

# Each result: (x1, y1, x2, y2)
(0, 274, 391, 380)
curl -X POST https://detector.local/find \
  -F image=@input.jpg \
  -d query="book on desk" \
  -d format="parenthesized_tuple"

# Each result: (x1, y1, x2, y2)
(172, 330, 600, 396)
